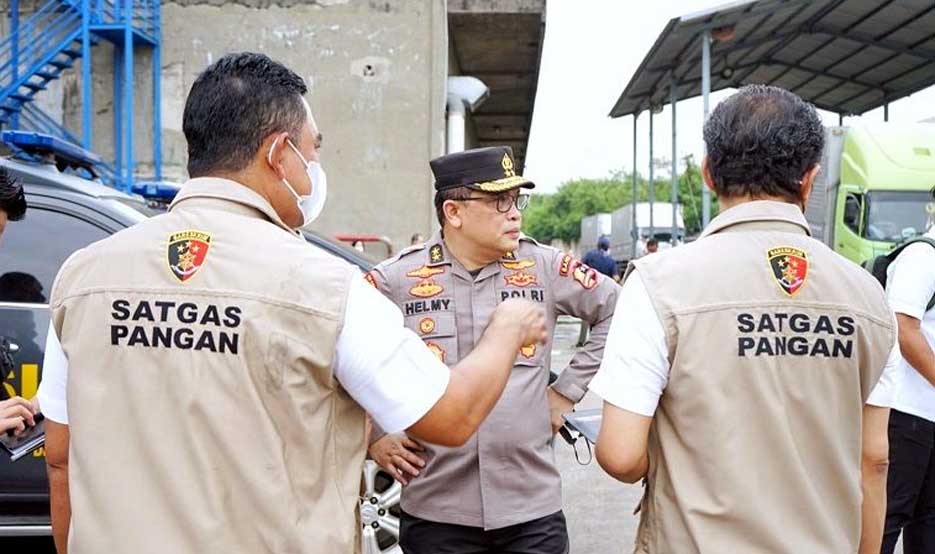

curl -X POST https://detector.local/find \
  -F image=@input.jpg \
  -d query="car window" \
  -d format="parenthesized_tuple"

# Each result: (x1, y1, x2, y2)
(0, 207, 110, 303)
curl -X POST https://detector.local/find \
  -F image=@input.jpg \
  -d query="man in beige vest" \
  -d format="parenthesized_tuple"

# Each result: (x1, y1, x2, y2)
(366, 146, 619, 553)
(590, 85, 899, 553)
(36, 52, 546, 554)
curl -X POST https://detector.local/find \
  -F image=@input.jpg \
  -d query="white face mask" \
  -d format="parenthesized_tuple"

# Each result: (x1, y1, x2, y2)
(268, 138, 328, 228)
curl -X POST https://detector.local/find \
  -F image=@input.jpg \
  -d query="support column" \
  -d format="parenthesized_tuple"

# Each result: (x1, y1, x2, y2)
(81, 0, 92, 148)
(152, 0, 162, 180)
(10, 0, 19, 129)
(123, 0, 134, 191)
(648, 108, 654, 240)
(113, 43, 123, 187)
(670, 77, 678, 246)
(631, 113, 638, 261)
(701, 29, 712, 228)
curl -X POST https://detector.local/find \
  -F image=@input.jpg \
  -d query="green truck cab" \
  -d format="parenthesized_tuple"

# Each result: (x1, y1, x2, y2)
(805, 125, 935, 266)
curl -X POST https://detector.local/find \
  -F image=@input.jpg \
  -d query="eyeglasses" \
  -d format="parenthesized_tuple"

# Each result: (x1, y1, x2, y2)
(459, 193, 530, 213)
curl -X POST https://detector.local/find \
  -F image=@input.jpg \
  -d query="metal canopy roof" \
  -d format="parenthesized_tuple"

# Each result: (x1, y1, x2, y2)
(609, 0, 935, 118)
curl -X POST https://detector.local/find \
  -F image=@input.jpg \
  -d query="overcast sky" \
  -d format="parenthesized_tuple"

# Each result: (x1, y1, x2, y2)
(523, 0, 935, 194)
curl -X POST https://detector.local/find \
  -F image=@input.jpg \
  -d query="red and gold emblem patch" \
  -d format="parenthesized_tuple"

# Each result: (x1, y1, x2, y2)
(504, 271, 539, 288)
(501, 259, 536, 271)
(410, 279, 444, 298)
(520, 344, 536, 358)
(407, 265, 446, 279)
(426, 342, 446, 363)
(571, 261, 598, 290)
(364, 272, 377, 288)
(767, 246, 808, 296)
(558, 254, 573, 276)
(419, 317, 436, 335)
(167, 230, 211, 283)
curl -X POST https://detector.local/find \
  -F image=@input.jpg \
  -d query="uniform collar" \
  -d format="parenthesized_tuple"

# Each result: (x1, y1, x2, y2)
(699, 200, 811, 239)
(169, 177, 299, 236)
(427, 231, 515, 283)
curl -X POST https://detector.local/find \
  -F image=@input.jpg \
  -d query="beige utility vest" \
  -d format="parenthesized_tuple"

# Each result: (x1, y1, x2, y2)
(49, 178, 366, 554)
(629, 201, 894, 553)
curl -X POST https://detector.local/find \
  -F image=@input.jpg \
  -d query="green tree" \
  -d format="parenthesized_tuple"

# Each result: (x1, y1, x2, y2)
(522, 155, 717, 244)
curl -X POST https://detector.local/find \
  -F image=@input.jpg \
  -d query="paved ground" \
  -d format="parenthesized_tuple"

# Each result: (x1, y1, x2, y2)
(552, 316, 642, 554)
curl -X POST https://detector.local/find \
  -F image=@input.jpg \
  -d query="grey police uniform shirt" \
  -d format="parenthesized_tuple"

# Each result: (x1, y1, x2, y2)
(366, 231, 619, 529)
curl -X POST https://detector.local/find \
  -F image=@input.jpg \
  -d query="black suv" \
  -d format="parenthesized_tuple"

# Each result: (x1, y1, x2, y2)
(0, 156, 379, 544)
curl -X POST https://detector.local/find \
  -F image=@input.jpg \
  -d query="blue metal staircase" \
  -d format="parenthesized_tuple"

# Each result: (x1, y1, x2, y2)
(0, 0, 162, 190)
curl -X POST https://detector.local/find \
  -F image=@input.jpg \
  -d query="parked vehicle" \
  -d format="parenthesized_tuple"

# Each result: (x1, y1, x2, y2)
(609, 202, 685, 268)
(805, 125, 935, 265)
(578, 213, 612, 257)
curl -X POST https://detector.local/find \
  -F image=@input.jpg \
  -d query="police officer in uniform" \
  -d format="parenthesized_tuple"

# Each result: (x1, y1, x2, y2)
(366, 146, 619, 553)
(590, 85, 899, 553)
(36, 53, 547, 554)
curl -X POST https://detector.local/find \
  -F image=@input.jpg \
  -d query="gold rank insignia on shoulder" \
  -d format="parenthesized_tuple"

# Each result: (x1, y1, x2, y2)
(407, 265, 446, 279)
(767, 246, 808, 296)
(429, 244, 444, 264)
(167, 230, 211, 283)
(364, 272, 378, 288)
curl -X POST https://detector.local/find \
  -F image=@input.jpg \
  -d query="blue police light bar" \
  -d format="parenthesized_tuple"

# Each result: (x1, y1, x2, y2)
(0, 131, 103, 167)
(131, 180, 181, 201)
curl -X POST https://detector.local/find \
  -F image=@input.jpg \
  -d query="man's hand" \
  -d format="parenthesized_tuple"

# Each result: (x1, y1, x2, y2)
(368, 433, 426, 485)
(546, 387, 574, 435)
(0, 396, 37, 436)
(489, 299, 548, 348)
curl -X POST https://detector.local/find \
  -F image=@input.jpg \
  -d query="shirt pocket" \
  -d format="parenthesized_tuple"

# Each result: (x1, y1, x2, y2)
(404, 312, 458, 365)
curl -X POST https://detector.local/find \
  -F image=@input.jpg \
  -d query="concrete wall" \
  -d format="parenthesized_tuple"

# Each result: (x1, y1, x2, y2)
(7, 0, 448, 250)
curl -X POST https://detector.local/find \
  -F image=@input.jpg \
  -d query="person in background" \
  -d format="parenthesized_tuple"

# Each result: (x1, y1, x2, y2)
(879, 186, 935, 554)
(644, 238, 658, 255)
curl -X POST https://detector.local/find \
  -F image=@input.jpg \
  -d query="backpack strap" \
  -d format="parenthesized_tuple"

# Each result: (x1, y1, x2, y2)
(893, 237, 935, 312)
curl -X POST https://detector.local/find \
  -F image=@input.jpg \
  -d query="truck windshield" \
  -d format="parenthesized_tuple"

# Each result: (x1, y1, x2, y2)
(864, 191, 934, 242)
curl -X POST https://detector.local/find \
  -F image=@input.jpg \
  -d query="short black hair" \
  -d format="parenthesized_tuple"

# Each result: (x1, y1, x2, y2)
(646, 238, 658, 247)
(434, 186, 473, 227)
(703, 85, 824, 203)
(0, 167, 26, 221)
(183, 52, 309, 177)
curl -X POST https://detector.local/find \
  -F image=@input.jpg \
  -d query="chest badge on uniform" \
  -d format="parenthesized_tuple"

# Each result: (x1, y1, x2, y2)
(767, 246, 808, 296)
(410, 279, 444, 298)
(501, 259, 535, 271)
(505, 271, 539, 288)
(167, 230, 211, 283)
(407, 265, 446, 279)
(419, 317, 436, 335)
(426, 341, 446, 363)
(520, 344, 536, 358)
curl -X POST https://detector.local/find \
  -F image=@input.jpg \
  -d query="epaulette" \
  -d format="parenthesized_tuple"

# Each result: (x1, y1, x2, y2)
(378, 242, 427, 268)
